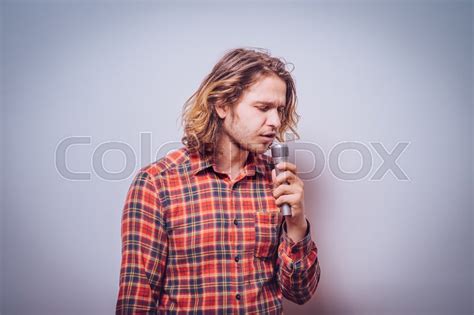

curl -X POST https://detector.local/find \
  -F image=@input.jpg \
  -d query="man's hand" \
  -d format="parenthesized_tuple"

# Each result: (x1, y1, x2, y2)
(272, 162, 308, 243)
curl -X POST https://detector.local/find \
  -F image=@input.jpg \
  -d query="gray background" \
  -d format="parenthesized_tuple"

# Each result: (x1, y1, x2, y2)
(1, 1, 472, 314)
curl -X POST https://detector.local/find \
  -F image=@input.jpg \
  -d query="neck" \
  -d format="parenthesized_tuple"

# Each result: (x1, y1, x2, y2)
(214, 133, 249, 180)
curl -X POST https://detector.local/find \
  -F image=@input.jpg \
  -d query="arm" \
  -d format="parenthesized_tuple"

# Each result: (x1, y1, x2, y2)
(116, 171, 168, 314)
(272, 162, 321, 304)
(277, 220, 321, 304)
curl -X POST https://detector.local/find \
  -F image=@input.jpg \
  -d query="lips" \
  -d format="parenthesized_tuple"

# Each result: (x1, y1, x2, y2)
(260, 133, 276, 142)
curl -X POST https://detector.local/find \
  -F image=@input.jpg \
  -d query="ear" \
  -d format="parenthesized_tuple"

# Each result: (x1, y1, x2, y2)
(215, 101, 229, 119)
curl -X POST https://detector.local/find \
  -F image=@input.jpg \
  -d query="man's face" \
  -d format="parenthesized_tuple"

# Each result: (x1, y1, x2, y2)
(216, 74, 287, 154)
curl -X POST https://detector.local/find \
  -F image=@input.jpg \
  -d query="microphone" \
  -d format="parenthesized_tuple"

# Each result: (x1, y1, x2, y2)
(271, 142, 292, 216)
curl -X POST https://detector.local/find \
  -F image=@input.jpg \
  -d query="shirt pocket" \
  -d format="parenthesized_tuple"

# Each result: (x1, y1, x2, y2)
(254, 210, 283, 259)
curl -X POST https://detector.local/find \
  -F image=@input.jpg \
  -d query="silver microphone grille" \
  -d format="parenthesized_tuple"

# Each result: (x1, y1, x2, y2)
(271, 143, 289, 158)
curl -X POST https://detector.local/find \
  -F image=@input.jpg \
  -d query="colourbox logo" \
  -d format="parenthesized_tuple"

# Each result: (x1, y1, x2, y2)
(54, 132, 410, 182)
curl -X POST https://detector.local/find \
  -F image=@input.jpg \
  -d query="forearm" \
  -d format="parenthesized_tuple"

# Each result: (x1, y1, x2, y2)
(116, 171, 168, 314)
(277, 220, 321, 305)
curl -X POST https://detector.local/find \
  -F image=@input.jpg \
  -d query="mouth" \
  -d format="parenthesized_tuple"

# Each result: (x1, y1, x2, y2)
(260, 133, 276, 141)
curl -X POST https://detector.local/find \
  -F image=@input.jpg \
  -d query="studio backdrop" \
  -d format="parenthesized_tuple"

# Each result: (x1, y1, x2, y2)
(1, 1, 472, 314)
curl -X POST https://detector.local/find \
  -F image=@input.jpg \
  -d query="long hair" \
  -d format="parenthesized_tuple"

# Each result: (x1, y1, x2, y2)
(181, 47, 300, 154)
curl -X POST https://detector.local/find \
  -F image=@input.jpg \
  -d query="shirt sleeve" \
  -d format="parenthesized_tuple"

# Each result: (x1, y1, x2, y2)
(116, 171, 168, 314)
(276, 219, 321, 305)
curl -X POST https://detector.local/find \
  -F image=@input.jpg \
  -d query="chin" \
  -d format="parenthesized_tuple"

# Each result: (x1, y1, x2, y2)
(247, 143, 271, 154)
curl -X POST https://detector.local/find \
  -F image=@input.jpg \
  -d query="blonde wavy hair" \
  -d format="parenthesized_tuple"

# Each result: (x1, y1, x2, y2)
(181, 47, 300, 154)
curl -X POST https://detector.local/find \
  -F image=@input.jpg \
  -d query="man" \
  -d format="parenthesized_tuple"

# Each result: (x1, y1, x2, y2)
(116, 48, 321, 314)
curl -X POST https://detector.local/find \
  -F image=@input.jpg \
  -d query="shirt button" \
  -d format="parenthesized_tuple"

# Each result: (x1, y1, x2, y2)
(233, 218, 238, 226)
(234, 255, 240, 262)
(291, 246, 298, 254)
(235, 294, 241, 300)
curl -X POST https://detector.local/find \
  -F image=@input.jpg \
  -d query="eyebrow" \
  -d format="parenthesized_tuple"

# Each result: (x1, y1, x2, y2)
(255, 101, 286, 108)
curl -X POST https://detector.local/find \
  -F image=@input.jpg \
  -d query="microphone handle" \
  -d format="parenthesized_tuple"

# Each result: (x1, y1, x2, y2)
(274, 160, 292, 217)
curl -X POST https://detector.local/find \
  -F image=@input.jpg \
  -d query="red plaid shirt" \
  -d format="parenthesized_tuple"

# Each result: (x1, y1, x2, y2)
(116, 147, 321, 314)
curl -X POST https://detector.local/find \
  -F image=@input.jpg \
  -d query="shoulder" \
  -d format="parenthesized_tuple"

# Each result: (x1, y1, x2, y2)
(134, 147, 191, 183)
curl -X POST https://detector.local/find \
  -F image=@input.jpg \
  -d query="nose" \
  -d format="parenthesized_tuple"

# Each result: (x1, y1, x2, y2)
(267, 108, 281, 130)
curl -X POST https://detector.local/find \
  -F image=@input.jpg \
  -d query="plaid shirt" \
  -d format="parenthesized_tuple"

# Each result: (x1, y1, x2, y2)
(116, 147, 321, 314)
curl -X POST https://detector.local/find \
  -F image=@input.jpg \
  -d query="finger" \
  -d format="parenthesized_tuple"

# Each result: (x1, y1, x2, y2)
(275, 194, 298, 207)
(273, 171, 304, 187)
(272, 169, 284, 188)
(276, 161, 297, 173)
(274, 184, 304, 200)
(273, 183, 293, 199)
(275, 170, 298, 186)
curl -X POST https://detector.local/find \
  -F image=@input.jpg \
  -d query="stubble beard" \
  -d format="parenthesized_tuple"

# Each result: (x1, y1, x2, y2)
(220, 112, 270, 155)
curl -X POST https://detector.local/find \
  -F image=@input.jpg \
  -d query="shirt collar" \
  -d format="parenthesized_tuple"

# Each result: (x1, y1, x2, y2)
(189, 150, 267, 177)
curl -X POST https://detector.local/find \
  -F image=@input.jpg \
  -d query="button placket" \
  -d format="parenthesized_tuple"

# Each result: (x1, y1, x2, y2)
(231, 185, 244, 307)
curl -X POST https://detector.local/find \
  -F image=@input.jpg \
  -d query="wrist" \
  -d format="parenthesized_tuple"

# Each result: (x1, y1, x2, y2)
(286, 217, 308, 243)
(287, 215, 307, 230)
